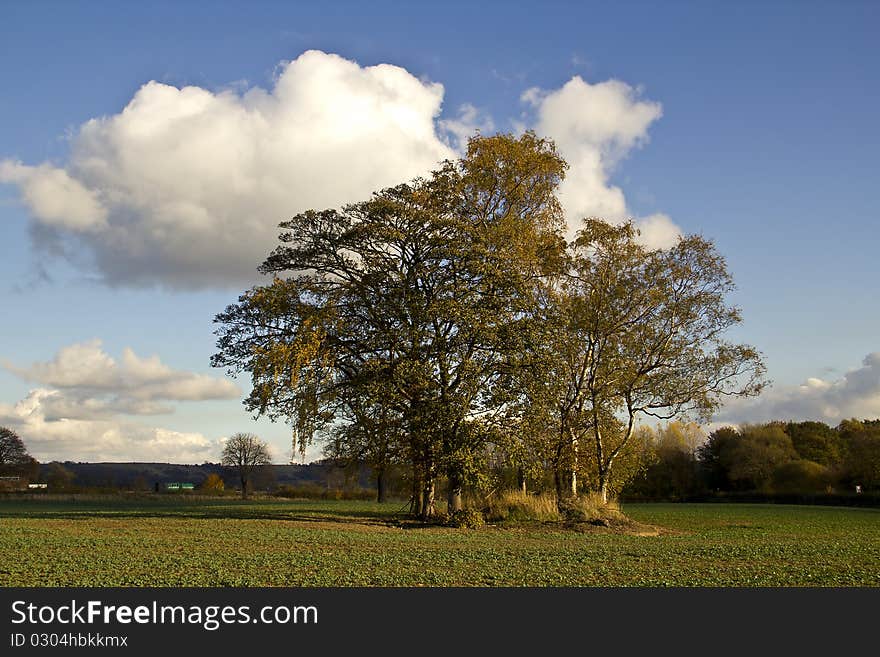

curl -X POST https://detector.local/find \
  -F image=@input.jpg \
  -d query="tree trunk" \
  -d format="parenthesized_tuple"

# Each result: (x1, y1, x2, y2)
(447, 469, 463, 514)
(598, 468, 609, 504)
(409, 460, 422, 515)
(554, 465, 563, 505)
(420, 441, 435, 519)
(240, 474, 248, 500)
(421, 479, 435, 519)
(376, 467, 387, 503)
(595, 416, 632, 505)
(410, 472, 422, 516)
(517, 467, 526, 495)
(554, 444, 566, 506)
(570, 429, 579, 498)
(593, 416, 605, 503)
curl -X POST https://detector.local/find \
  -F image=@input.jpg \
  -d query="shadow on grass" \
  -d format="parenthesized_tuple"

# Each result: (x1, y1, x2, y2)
(0, 497, 409, 526)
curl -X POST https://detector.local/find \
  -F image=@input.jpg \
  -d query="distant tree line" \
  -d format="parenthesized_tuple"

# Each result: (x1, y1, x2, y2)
(0, 426, 371, 497)
(623, 418, 880, 500)
(4, 415, 878, 504)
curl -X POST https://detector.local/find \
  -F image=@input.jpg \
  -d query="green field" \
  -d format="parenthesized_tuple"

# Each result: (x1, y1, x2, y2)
(1, 498, 877, 586)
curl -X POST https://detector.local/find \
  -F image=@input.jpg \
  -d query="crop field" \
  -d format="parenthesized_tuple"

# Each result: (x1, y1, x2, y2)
(0, 498, 877, 586)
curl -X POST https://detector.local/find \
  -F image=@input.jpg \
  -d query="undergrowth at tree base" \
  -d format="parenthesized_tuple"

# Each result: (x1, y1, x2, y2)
(404, 491, 670, 535)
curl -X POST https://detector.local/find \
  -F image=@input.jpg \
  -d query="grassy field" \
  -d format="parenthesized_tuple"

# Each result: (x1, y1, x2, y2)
(0, 497, 877, 586)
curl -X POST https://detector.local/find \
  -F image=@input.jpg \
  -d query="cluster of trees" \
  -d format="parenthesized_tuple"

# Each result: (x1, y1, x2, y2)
(212, 132, 766, 518)
(625, 419, 880, 499)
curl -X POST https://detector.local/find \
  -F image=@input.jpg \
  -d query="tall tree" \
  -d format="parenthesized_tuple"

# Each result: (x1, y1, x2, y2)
(221, 432, 272, 499)
(698, 426, 740, 491)
(625, 422, 704, 500)
(519, 220, 767, 503)
(724, 424, 798, 491)
(213, 132, 567, 518)
(839, 420, 880, 491)
(784, 421, 842, 467)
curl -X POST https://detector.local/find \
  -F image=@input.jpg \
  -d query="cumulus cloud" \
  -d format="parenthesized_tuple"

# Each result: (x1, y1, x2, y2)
(0, 389, 219, 462)
(634, 213, 682, 250)
(716, 352, 880, 425)
(1, 50, 680, 287)
(524, 76, 681, 249)
(1, 50, 455, 288)
(0, 342, 240, 462)
(4, 339, 239, 405)
(438, 103, 495, 152)
(0, 160, 108, 231)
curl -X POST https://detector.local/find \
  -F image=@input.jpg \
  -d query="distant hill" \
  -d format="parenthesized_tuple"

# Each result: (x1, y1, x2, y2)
(37, 460, 373, 491)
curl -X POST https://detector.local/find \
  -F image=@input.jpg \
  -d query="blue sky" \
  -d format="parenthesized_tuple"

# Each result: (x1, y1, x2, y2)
(1, 1, 878, 463)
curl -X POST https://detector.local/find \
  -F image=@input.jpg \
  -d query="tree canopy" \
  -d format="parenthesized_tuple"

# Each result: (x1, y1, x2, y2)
(213, 131, 767, 517)
(0, 427, 36, 478)
(221, 432, 272, 499)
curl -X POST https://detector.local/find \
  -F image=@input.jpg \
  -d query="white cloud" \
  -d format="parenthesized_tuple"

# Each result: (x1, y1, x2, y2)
(0, 161, 107, 231)
(524, 76, 681, 249)
(6, 340, 118, 388)
(4, 339, 239, 404)
(633, 212, 682, 250)
(1, 50, 455, 288)
(0, 342, 241, 462)
(438, 103, 495, 152)
(0, 389, 219, 462)
(717, 352, 880, 425)
(2, 51, 680, 286)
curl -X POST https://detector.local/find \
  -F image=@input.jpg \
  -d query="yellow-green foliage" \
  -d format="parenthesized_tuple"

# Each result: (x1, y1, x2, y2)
(200, 473, 225, 493)
(448, 508, 486, 529)
(559, 492, 623, 523)
(484, 490, 561, 522)
(771, 459, 831, 493)
(479, 490, 628, 526)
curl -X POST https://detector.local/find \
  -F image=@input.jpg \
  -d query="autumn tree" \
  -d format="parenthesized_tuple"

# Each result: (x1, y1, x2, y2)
(221, 432, 272, 499)
(43, 462, 75, 490)
(212, 131, 768, 514)
(201, 473, 226, 493)
(213, 132, 567, 518)
(723, 424, 798, 491)
(839, 420, 880, 491)
(523, 220, 767, 503)
(627, 422, 705, 500)
(697, 426, 740, 490)
(785, 421, 842, 467)
(0, 427, 36, 478)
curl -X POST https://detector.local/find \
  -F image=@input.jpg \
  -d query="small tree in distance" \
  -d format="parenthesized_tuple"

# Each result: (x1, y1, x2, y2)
(221, 433, 272, 499)
(44, 462, 75, 490)
(201, 473, 226, 494)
